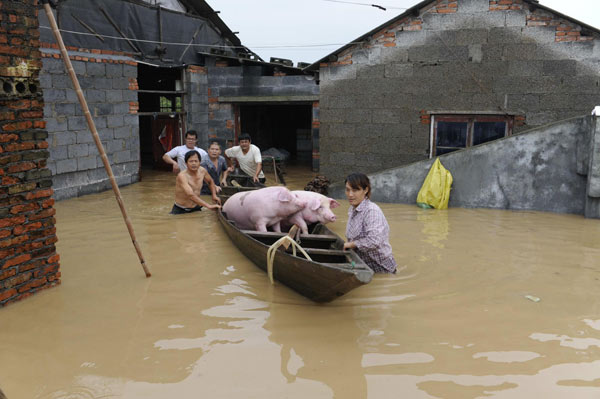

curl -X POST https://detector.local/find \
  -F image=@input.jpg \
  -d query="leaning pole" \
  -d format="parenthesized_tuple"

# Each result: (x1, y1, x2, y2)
(42, 0, 151, 278)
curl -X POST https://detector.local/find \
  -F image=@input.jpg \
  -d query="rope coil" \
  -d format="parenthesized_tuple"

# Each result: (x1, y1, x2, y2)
(266, 236, 312, 285)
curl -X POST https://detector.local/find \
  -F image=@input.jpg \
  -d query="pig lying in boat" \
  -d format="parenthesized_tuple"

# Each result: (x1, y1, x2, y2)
(223, 186, 307, 232)
(283, 191, 340, 234)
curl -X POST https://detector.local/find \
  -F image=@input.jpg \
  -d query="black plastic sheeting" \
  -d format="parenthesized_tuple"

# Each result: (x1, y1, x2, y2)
(39, 0, 241, 66)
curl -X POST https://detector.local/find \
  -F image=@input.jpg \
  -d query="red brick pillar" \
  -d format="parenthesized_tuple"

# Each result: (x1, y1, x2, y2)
(0, 0, 60, 306)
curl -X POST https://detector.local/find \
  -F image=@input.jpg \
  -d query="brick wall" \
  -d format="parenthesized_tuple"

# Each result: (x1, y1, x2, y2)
(1, 0, 60, 306)
(318, 0, 600, 182)
(39, 45, 139, 200)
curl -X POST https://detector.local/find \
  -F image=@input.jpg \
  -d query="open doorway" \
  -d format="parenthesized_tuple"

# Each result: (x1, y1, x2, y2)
(137, 63, 185, 172)
(239, 104, 312, 165)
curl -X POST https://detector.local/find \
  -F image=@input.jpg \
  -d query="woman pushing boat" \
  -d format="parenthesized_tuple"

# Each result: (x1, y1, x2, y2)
(343, 173, 397, 273)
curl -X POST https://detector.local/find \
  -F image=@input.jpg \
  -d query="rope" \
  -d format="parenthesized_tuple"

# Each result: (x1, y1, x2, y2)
(266, 236, 312, 285)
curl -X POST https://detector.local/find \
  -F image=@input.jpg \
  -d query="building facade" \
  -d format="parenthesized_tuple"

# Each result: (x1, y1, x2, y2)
(38, 0, 319, 200)
(312, 0, 600, 182)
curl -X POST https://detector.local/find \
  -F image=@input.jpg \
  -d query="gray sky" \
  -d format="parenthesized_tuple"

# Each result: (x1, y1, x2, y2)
(208, 0, 600, 64)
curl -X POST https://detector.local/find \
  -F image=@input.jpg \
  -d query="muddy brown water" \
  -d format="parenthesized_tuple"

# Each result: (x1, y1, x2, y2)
(2, 166, 600, 398)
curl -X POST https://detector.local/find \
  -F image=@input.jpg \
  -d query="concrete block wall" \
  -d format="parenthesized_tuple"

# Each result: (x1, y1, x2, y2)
(329, 114, 600, 216)
(185, 65, 209, 149)
(0, 0, 60, 306)
(39, 47, 140, 200)
(318, 0, 600, 182)
(207, 63, 319, 144)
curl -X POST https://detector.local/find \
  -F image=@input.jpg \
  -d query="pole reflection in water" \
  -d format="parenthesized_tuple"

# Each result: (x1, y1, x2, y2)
(1, 167, 600, 398)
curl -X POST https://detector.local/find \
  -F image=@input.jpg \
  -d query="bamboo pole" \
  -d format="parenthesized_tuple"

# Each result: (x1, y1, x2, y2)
(42, 0, 151, 278)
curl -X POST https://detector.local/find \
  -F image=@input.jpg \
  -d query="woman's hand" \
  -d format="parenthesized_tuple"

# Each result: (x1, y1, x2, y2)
(343, 241, 356, 250)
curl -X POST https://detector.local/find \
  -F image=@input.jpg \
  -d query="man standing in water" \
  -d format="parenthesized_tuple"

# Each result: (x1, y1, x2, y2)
(162, 130, 208, 174)
(224, 133, 265, 184)
(171, 150, 221, 214)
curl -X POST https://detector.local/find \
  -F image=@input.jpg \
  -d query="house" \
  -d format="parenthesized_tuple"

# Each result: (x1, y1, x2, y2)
(307, 0, 600, 182)
(38, 0, 319, 199)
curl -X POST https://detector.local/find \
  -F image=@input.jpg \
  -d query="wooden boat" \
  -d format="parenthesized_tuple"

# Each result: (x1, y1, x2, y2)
(218, 173, 265, 203)
(217, 210, 374, 303)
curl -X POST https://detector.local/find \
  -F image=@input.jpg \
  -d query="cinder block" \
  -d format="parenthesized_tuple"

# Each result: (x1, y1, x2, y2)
(76, 130, 94, 144)
(51, 74, 71, 89)
(67, 116, 88, 130)
(123, 114, 138, 127)
(42, 58, 65, 74)
(107, 139, 124, 153)
(55, 103, 75, 117)
(93, 103, 113, 116)
(112, 77, 130, 90)
(106, 115, 124, 128)
(68, 143, 89, 158)
(49, 145, 68, 161)
(505, 11, 527, 27)
(106, 63, 123, 78)
(86, 62, 106, 76)
(372, 109, 401, 124)
(123, 64, 137, 78)
(71, 61, 86, 76)
(47, 161, 56, 176)
(44, 89, 66, 102)
(113, 103, 130, 114)
(114, 126, 132, 139)
(77, 155, 97, 171)
(38, 73, 52, 89)
(44, 117, 67, 132)
(56, 158, 77, 174)
(357, 64, 385, 79)
(98, 128, 114, 141)
(106, 90, 123, 102)
(543, 60, 577, 76)
(122, 90, 137, 102)
(55, 131, 77, 146)
(85, 89, 106, 103)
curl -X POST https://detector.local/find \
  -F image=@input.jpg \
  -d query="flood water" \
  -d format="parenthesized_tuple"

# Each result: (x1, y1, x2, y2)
(2, 165, 600, 398)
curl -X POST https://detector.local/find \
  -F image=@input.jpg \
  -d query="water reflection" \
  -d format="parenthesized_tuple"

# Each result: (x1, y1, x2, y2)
(1, 167, 600, 398)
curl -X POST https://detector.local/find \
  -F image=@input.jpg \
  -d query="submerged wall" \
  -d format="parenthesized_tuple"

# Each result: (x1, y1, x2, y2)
(39, 48, 140, 200)
(318, 0, 600, 182)
(0, 0, 61, 306)
(330, 114, 600, 217)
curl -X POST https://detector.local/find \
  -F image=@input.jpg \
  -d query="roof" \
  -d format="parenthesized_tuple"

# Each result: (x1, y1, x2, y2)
(177, 0, 243, 48)
(305, 0, 600, 71)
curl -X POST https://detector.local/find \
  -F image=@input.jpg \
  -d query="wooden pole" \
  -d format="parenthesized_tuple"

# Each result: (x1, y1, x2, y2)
(42, 1, 151, 278)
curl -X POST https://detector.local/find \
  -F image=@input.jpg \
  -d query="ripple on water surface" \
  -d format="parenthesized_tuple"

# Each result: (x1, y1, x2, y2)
(2, 168, 600, 398)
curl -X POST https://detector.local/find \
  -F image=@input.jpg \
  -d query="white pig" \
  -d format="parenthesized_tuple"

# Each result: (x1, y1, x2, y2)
(284, 191, 340, 234)
(223, 186, 307, 232)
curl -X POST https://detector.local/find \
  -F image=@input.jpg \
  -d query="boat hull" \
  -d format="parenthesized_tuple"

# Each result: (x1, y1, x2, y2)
(218, 211, 373, 303)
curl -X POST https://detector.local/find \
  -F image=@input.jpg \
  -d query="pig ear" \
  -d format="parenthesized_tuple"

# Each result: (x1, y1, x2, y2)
(330, 199, 341, 209)
(310, 198, 321, 211)
(277, 189, 292, 202)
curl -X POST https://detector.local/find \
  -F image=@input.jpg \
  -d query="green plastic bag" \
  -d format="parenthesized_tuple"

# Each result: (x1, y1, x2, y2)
(416, 158, 453, 210)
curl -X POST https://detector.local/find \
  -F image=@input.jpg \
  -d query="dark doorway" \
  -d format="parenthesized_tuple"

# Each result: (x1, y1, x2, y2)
(239, 104, 312, 164)
(137, 63, 185, 170)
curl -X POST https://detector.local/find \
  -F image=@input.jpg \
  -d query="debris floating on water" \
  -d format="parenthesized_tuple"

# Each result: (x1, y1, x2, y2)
(525, 295, 541, 302)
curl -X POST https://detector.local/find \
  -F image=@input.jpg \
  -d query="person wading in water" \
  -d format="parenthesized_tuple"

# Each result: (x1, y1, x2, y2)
(171, 150, 221, 215)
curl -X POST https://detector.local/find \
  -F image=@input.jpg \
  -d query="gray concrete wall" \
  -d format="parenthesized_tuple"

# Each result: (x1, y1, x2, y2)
(185, 66, 209, 150)
(319, 0, 600, 182)
(330, 115, 599, 216)
(40, 50, 139, 200)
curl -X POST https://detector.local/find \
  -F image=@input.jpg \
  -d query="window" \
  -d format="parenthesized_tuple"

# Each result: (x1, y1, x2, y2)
(431, 115, 513, 157)
(159, 95, 182, 113)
